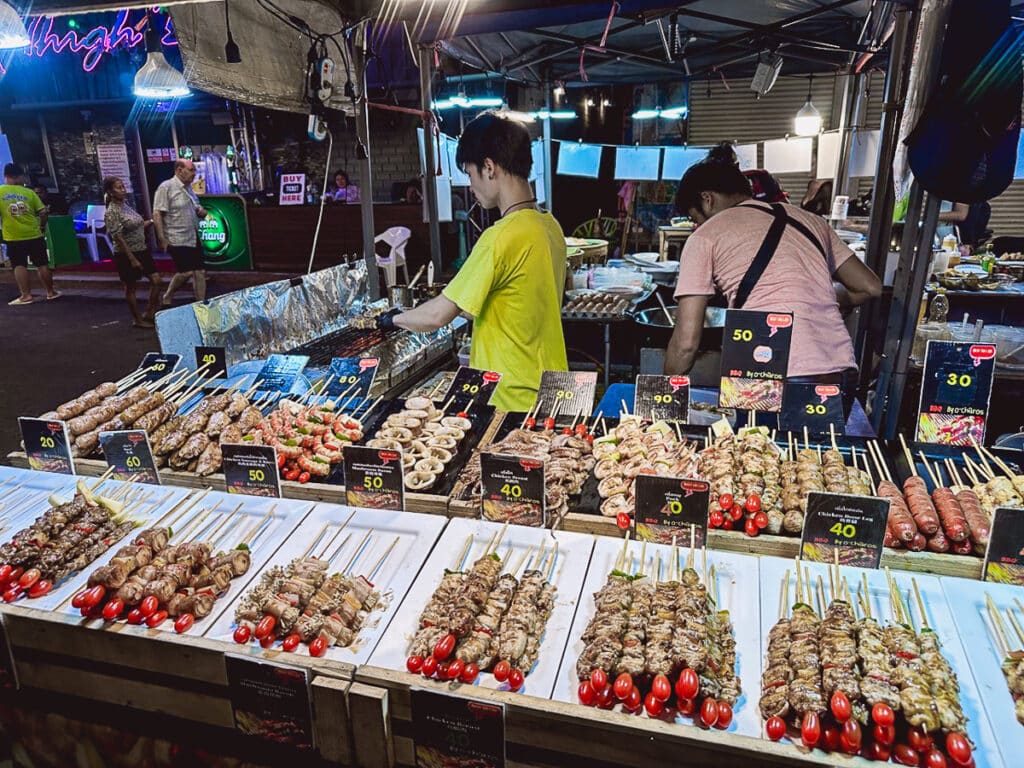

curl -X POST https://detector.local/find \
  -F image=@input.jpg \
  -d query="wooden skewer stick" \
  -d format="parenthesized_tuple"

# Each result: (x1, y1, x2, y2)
(214, 514, 248, 548)
(828, 550, 837, 600)
(358, 395, 385, 421)
(492, 520, 510, 553)
(969, 436, 996, 478)
(963, 455, 992, 482)
(174, 507, 213, 542)
(343, 530, 374, 574)
(367, 536, 401, 582)
(317, 510, 357, 558)
(617, 530, 631, 572)
(910, 578, 929, 629)
(515, 545, 535, 576)
(1015, 598, 1024, 615)
(164, 491, 213, 532)
(803, 426, 810, 451)
(985, 594, 1011, 658)
(117, 365, 152, 387)
(898, 434, 919, 478)
(961, 457, 981, 486)
(918, 451, 943, 489)
(455, 535, 473, 571)
(303, 523, 332, 559)
(701, 530, 707, 585)
(779, 569, 790, 621)
(242, 503, 278, 546)
(89, 467, 117, 490)
(620, 399, 631, 420)
(325, 533, 353, 565)
(829, 423, 838, 451)
(482, 529, 498, 557)
(1006, 607, 1024, 650)
(545, 541, 559, 580)
(803, 567, 813, 609)
(861, 573, 872, 620)
(794, 558, 803, 607)
(816, 575, 827, 617)
(978, 442, 1018, 481)
(202, 501, 244, 544)
(589, 409, 603, 433)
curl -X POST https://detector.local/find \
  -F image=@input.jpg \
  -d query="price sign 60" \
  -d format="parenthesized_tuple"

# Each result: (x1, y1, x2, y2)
(126, 456, 142, 468)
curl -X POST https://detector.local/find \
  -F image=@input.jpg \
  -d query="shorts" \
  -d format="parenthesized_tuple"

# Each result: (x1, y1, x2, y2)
(167, 245, 206, 272)
(114, 248, 158, 284)
(6, 238, 48, 269)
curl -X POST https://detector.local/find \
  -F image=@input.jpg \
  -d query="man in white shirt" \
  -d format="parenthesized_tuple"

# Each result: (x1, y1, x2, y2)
(153, 159, 207, 304)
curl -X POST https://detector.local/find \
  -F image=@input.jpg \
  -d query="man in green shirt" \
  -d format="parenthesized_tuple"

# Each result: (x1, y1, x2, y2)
(1, 163, 58, 305)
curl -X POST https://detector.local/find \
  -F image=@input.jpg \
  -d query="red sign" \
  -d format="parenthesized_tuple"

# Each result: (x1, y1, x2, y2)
(669, 376, 690, 389)
(969, 344, 996, 366)
(815, 385, 841, 401)
(483, 371, 501, 383)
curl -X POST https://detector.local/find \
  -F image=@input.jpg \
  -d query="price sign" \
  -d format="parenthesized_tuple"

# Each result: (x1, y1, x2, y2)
(983, 507, 1024, 584)
(194, 346, 228, 378)
(441, 366, 502, 410)
(800, 491, 890, 569)
(535, 370, 597, 419)
(916, 341, 995, 446)
(138, 352, 181, 383)
(98, 430, 160, 484)
(719, 309, 792, 412)
(256, 354, 310, 393)
(225, 655, 314, 751)
(18, 418, 74, 475)
(342, 445, 405, 509)
(634, 375, 690, 423)
(221, 444, 281, 497)
(633, 475, 709, 547)
(480, 453, 545, 527)
(327, 357, 379, 400)
(411, 689, 505, 768)
(779, 383, 845, 436)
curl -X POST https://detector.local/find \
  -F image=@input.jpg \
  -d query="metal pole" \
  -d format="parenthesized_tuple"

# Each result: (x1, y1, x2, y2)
(542, 76, 553, 212)
(831, 72, 862, 197)
(419, 46, 444, 276)
(353, 23, 382, 300)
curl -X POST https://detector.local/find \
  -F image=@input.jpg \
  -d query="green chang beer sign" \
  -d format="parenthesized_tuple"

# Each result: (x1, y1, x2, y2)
(197, 195, 253, 270)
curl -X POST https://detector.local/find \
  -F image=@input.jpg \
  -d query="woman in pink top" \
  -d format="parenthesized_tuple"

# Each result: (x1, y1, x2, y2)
(665, 155, 881, 401)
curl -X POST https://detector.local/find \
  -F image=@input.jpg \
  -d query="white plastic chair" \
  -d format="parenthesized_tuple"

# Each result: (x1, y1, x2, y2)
(77, 204, 113, 262)
(374, 226, 411, 287)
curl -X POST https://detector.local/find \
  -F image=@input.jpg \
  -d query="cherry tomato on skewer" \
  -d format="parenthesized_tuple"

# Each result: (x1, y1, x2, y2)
(644, 693, 665, 717)
(146, 610, 168, 628)
(613, 673, 632, 701)
(651, 674, 671, 702)
(447, 659, 465, 681)
(493, 660, 511, 682)
(18, 568, 40, 589)
(821, 725, 840, 752)
(126, 609, 145, 625)
(874, 723, 896, 746)
(872, 702, 895, 727)
(677, 697, 696, 716)
(908, 727, 932, 753)
(460, 663, 480, 684)
(436, 661, 450, 679)
(83, 585, 106, 608)
(744, 493, 762, 513)
(616, 512, 631, 530)
(406, 655, 424, 673)
(577, 680, 595, 706)
(714, 702, 733, 729)
(254, 614, 276, 640)
(174, 613, 195, 634)
(71, 589, 89, 609)
(260, 633, 277, 649)
(830, 690, 851, 722)
(140, 595, 159, 617)
(2, 585, 22, 603)
(0, 564, 12, 584)
(729, 505, 744, 521)
(945, 734, 971, 766)
(432, 632, 456, 661)
(744, 518, 759, 537)
(893, 744, 921, 766)
(924, 750, 947, 768)
(623, 686, 642, 713)
(721, 517, 734, 530)
(718, 493, 734, 510)
(508, 668, 524, 691)
(676, 668, 699, 700)
(309, 637, 328, 657)
(589, 668, 607, 692)
(282, 634, 301, 652)
(753, 511, 769, 530)
(102, 599, 124, 621)
(595, 685, 615, 709)
(421, 655, 438, 678)
(840, 720, 862, 754)
(699, 697, 718, 727)
(233, 625, 252, 644)
(28, 579, 52, 599)
(800, 712, 821, 748)
(709, 510, 724, 528)
(765, 716, 786, 741)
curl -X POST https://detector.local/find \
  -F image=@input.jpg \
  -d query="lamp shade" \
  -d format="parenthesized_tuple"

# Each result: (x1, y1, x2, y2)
(0, 2, 29, 49)
(794, 99, 822, 136)
(134, 19, 190, 99)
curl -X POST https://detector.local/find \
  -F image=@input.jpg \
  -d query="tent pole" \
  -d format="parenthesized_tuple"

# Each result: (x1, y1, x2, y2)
(353, 22, 382, 300)
(419, 45, 444, 277)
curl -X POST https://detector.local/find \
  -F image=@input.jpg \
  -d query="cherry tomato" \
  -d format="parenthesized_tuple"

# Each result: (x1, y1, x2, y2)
(677, 697, 696, 716)
(284, 468, 300, 482)
(102, 599, 124, 621)
(830, 690, 852, 722)
(460, 663, 480, 684)
(908, 727, 932, 753)
(715, 701, 733, 729)
(84, 585, 106, 608)
(525, 417, 536, 429)
(421, 655, 438, 677)
(2, 585, 22, 603)
(277, 453, 287, 468)
(616, 512, 631, 530)
(894, 744, 921, 766)
(18, 568, 40, 588)
(174, 613, 195, 634)
(624, 686, 643, 713)
(146, 610, 168, 628)
(718, 493, 734, 509)
(801, 712, 821, 748)
(868, 742, 892, 762)
(508, 668, 524, 691)
(447, 659, 465, 681)
(721, 517, 734, 530)
(260, 633, 277, 648)
(840, 720, 862, 754)
(0, 564, 11, 583)
(945, 734, 971, 766)
(872, 702, 895, 727)
(8, 568, 22, 583)
(651, 673, 671, 702)
(822, 725, 841, 752)
(432, 633, 456, 661)
(613, 673, 633, 700)
(744, 518, 759, 537)
(925, 749, 948, 768)
(126, 609, 145, 625)
(233, 625, 252, 643)
(282, 634, 301, 652)
(590, 668, 607, 692)
(699, 697, 718, 727)
(709, 510, 724, 528)
(577, 680, 596, 706)
(298, 472, 311, 484)
(72, 589, 89, 609)
(254, 614, 276, 640)
(729, 505, 744, 521)
(745, 493, 762, 513)
(874, 723, 896, 746)
(140, 595, 159, 617)
(493, 660, 511, 682)
(309, 637, 328, 657)
(437, 662, 450, 679)
(765, 716, 786, 741)
(676, 668, 700, 700)
(407, 655, 424, 673)
(542, 417, 555, 431)
(596, 684, 615, 709)
(28, 579, 52, 599)
(561, 427, 573, 435)
(645, 692, 665, 717)
(753, 511, 769, 530)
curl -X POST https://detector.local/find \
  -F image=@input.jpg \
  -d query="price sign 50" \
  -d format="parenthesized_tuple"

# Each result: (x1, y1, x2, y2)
(363, 475, 384, 490)
(248, 468, 266, 482)
(732, 329, 753, 342)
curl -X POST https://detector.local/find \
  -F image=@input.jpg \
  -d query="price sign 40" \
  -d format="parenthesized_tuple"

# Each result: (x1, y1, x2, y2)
(500, 483, 522, 499)
(830, 522, 857, 539)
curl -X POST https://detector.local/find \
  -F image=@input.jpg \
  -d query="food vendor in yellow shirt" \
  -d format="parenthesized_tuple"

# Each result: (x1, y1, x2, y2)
(377, 111, 568, 412)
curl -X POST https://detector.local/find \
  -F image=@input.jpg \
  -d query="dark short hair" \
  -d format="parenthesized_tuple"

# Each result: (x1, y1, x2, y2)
(456, 111, 531, 179)
(334, 170, 349, 184)
(674, 153, 752, 215)
(4, 163, 24, 178)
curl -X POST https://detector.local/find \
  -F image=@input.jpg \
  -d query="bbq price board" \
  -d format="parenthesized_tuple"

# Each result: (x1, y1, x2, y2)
(194, 346, 227, 377)
(326, 356, 379, 399)
(18, 417, 74, 475)
(411, 689, 505, 768)
(441, 366, 502, 410)
(480, 453, 546, 527)
(633, 475, 709, 547)
(633, 375, 690, 423)
(225, 655, 314, 751)
(342, 445, 404, 510)
(536, 370, 598, 418)
(138, 352, 181, 383)
(778, 383, 845, 435)
(718, 309, 792, 412)
(799, 491, 889, 569)
(98, 430, 160, 484)
(982, 507, 1024, 585)
(221, 444, 281, 497)
(255, 354, 309, 394)
(916, 341, 995, 446)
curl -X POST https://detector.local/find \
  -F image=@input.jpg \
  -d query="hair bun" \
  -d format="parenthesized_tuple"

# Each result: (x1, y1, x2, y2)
(706, 142, 738, 166)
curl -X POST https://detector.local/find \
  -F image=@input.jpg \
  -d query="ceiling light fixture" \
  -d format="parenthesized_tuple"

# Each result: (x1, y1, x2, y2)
(134, 13, 191, 99)
(531, 109, 577, 120)
(224, 0, 241, 64)
(794, 74, 822, 135)
(0, 1, 29, 49)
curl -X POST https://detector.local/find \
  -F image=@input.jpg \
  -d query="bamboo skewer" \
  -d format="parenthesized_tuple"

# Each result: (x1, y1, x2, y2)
(779, 568, 790, 620)
(302, 523, 331, 559)
(1006, 606, 1024, 649)
(985, 594, 1011, 658)
(367, 537, 401, 582)
(343, 530, 374, 573)
(918, 451, 943, 489)
(455, 535, 473, 571)
(241, 504, 278, 547)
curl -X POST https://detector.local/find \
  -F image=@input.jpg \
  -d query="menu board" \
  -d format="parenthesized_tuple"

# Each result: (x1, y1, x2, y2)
(221, 444, 281, 497)
(536, 370, 597, 420)
(342, 445, 405, 509)
(633, 475, 709, 547)
(256, 354, 309, 393)
(634, 375, 690, 423)
(138, 352, 181, 383)
(195, 346, 228, 378)
(225, 655, 314, 750)
(327, 357, 379, 400)
(18, 417, 74, 475)
(779, 383, 845, 436)
(719, 309, 792, 412)
(983, 507, 1024, 585)
(441, 366, 502, 410)
(98, 430, 160, 484)
(411, 689, 505, 768)
(916, 341, 995, 446)
(800, 491, 890, 569)
(480, 453, 546, 527)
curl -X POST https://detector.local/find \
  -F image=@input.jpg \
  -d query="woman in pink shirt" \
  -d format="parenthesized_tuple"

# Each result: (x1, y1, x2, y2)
(665, 155, 881, 402)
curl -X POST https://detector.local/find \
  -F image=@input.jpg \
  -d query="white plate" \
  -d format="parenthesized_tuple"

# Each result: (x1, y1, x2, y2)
(367, 517, 595, 699)
(940, 577, 1023, 768)
(551, 537, 762, 737)
(758, 558, 1003, 768)
(626, 252, 660, 264)
(204, 504, 446, 663)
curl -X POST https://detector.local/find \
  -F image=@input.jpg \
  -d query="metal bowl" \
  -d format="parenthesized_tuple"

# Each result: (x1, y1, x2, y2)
(634, 306, 726, 328)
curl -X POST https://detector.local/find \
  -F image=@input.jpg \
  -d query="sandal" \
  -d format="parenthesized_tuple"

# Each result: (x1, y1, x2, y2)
(8, 296, 33, 306)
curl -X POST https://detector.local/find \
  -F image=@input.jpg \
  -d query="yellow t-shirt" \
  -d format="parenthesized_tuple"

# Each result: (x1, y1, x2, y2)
(443, 209, 568, 412)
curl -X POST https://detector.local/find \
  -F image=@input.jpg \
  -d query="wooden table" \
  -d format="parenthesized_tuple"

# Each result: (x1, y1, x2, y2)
(657, 225, 693, 261)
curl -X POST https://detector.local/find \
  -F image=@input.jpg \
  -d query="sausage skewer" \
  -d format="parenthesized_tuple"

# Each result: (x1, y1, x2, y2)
(897, 434, 941, 535)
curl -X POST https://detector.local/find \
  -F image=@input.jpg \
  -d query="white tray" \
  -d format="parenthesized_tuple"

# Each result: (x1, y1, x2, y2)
(204, 503, 447, 664)
(551, 537, 762, 737)
(367, 517, 595, 699)
(758, 558, 1003, 768)
(0, 467, 81, 534)
(940, 577, 1024, 768)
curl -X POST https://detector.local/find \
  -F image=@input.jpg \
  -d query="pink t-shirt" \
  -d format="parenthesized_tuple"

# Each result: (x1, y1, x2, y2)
(673, 200, 856, 377)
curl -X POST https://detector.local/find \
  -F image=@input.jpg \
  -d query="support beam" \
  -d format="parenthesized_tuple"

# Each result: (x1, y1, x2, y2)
(353, 23, 382, 300)
(419, 45, 444, 277)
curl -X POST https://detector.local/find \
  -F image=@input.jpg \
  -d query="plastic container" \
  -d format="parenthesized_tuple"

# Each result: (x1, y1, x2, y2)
(912, 322, 953, 361)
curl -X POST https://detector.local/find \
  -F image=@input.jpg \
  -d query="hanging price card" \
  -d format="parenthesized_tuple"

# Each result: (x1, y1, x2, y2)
(195, 346, 228, 378)
(800, 491, 890, 569)
(225, 655, 314, 751)
(256, 354, 309, 393)
(18, 418, 74, 475)
(411, 689, 505, 768)
(327, 357, 379, 399)
(983, 507, 1024, 585)
(634, 375, 690, 422)
(633, 475, 709, 547)
(98, 430, 160, 484)
(221, 444, 281, 497)
(719, 309, 792, 412)
(535, 370, 597, 419)
(138, 352, 181, 382)
(441, 366, 502, 410)
(916, 341, 995, 446)
(779, 383, 845, 436)
(342, 445, 405, 509)
(480, 453, 546, 527)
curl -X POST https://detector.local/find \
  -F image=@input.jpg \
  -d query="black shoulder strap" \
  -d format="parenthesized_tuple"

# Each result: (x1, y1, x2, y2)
(734, 203, 787, 310)
(746, 202, 829, 262)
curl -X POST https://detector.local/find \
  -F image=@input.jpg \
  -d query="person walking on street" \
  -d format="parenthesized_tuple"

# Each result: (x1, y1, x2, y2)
(103, 176, 163, 328)
(1, 163, 59, 305)
(153, 159, 207, 305)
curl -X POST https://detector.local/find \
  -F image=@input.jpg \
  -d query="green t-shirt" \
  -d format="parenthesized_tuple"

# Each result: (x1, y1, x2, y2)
(443, 209, 568, 412)
(0, 184, 45, 242)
